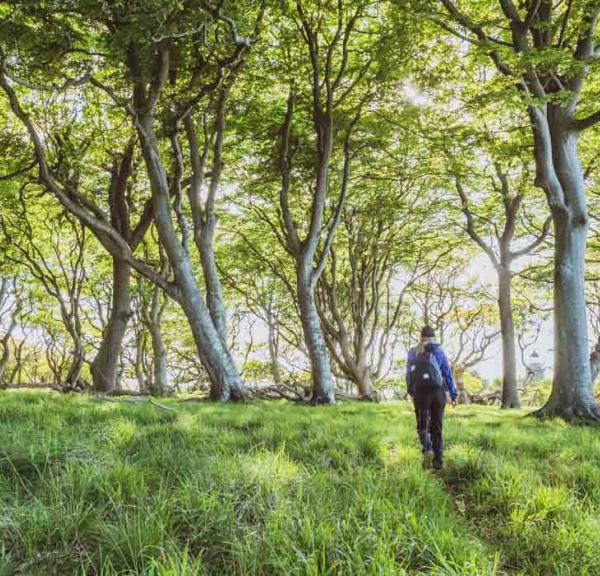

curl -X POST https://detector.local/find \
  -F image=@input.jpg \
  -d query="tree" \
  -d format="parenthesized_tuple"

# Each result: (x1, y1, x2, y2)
(0, 1, 263, 400)
(428, 0, 600, 421)
(0, 277, 20, 384)
(409, 261, 501, 402)
(455, 160, 551, 408)
(316, 166, 453, 398)
(1, 198, 89, 387)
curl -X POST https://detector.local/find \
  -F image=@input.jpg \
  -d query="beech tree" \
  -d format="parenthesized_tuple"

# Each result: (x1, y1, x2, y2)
(454, 160, 551, 408)
(425, 0, 600, 421)
(1, 199, 89, 387)
(0, 277, 20, 384)
(0, 0, 263, 400)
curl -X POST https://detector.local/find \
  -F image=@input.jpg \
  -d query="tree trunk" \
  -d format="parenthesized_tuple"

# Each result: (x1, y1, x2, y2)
(533, 114, 600, 421)
(134, 329, 148, 392)
(498, 267, 520, 408)
(297, 266, 335, 403)
(199, 238, 228, 343)
(535, 214, 598, 419)
(64, 345, 85, 388)
(139, 124, 245, 401)
(90, 257, 131, 393)
(354, 369, 376, 400)
(0, 305, 19, 385)
(148, 323, 168, 396)
(453, 364, 470, 405)
(267, 314, 283, 387)
(9, 339, 25, 384)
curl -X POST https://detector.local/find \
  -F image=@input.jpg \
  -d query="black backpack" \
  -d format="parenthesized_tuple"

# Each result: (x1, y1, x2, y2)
(412, 350, 444, 391)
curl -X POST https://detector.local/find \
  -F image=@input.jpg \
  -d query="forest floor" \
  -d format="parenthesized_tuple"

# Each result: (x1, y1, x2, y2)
(0, 393, 599, 575)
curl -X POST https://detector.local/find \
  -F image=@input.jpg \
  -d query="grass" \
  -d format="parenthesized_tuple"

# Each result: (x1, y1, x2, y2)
(0, 393, 598, 575)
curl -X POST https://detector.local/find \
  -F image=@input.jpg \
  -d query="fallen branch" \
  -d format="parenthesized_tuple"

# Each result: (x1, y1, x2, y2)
(468, 391, 502, 405)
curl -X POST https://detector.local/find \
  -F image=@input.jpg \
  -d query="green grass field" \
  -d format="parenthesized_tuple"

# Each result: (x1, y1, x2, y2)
(0, 393, 599, 575)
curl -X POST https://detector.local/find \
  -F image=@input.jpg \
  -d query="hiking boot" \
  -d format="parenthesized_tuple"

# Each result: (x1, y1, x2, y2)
(433, 457, 443, 471)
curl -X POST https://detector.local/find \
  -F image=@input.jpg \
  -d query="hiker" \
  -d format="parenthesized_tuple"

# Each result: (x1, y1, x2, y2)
(406, 325, 458, 470)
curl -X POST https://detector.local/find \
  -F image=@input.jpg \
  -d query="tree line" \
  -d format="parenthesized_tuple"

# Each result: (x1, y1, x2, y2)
(1, 1, 600, 421)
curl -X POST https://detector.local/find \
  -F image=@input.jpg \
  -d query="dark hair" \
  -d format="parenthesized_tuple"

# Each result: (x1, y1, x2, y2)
(420, 325, 435, 338)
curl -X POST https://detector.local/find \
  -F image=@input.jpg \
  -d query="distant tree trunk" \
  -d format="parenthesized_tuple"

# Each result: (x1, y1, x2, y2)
(91, 258, 131, 393)
(0, 295, 19, 385)
(134, 328, 149, 392)
(266, 308, 283, 387)
(354, 368, 376, 399)
(498, 267, 520, 408)
(453, 364, 470, 405)
(144, 283, 168, 396)
(148, 325, 167, 396)
(9, 338, 26, 384)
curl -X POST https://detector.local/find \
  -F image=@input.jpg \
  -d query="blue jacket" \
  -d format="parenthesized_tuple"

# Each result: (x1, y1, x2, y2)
(406, 343, 458, 401)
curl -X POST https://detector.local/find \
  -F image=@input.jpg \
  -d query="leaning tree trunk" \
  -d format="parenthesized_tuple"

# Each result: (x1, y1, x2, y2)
(91, 258, 131, 393)
(498, 267, 520, 409)
(139, 124, 245, 401)
(297, 264, 335, 403)
(534, 116, 600, 421)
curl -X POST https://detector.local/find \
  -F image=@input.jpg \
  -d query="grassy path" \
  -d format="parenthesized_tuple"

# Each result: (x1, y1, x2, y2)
(0, 393, 598, 575)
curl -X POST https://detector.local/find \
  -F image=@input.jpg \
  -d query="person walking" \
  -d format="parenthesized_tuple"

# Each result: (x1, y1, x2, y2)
(406, 325, 458, 470)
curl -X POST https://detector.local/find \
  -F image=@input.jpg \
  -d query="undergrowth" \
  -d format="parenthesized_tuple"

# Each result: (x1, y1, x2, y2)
(0, 392, 598, 575)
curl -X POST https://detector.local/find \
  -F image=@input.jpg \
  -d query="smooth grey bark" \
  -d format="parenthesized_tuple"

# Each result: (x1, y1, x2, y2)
(90, 258, 131, 392)
(534, 110, 597, 418)
(138, 113, 245, 401)
(184, 91, 229, 343)
(438, 0, 600, 421)
(139, 277, 169, 396)
(148, 322, 168, 396)
(297, 267, 335, 401)
(134, 327, 149, 391)
(498, 267, 519, 408)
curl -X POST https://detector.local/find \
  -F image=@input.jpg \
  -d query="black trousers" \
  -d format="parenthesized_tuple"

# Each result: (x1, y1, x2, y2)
(413, 387, 446, 460)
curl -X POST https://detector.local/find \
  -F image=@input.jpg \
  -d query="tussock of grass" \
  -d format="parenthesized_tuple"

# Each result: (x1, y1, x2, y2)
(0, 393, 597, 574)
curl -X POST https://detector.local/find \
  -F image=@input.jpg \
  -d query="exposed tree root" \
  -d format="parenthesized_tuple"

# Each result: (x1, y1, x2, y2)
(531, 401, 600, 424)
